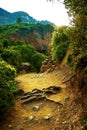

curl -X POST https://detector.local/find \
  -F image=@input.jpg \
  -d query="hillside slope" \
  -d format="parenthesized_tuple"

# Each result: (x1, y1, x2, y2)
(0, 23, 54, 53)
(0, 8, 55, 26)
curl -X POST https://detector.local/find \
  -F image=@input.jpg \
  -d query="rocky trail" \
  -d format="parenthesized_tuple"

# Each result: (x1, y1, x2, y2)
(0, 70, 83, 130)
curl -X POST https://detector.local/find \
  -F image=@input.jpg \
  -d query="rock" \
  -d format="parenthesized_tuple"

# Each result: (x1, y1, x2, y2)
(40, 58, 59, 73)
(62, 121, 67, 124)
(35, 74, 40, 78)
(43, 115, 51, 120)
(42, 59, 49, 65)
(8, 125, 12, 128)
(19, 70, 26, 74)
(46, 68, 52, 73)
(19, 62, 31, 73)
(32, 105, 40, 111)
(28, 116, 35, 121)
(64, 97, 70, 102)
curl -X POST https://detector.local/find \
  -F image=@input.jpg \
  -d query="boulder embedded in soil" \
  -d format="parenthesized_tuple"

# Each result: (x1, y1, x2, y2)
(19, 62, 31, 73)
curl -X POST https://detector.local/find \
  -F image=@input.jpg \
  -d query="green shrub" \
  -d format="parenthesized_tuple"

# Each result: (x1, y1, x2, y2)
(0, 41, 3, 53)
(0, 60, 17, 108)
(12, 43, 47, 72)
(67, 51, 87, 71)
(1, 48, 22, 71)
(32, 52, 47, 72)
(51, 26, 70, 63)
(12, 44, 36, 62)
(51, 41, 69, 62)
(1, 40, 47, 72)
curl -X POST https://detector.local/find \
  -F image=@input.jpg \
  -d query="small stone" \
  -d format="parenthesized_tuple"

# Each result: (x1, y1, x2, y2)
(57, 108, 60, 112)
(64, 97, 70, 102)
(8, 125, 12, 128)
(56, 118, 59, 121)
(43, 115, 51, 120)
(35, 75, 39, 78)
(62, 121, 67, 124)
(28, 116, 34, 121)
(57, 103, 63, 109)
(32, 105, 40, 111)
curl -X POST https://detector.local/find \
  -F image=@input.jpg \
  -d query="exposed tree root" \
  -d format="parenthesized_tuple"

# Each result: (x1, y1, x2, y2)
(21, 86, 62, 105)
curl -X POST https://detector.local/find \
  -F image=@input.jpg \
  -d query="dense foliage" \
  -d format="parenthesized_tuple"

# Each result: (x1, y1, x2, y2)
(64, 0, 87, 127)
(64, 0, 87, 72)
(48, 0, 87, 72)
(0, 23, 54, 54)
(0, 23, 50, 72)
(1, 48, 22, 71)
(51, 26, 70, 62)
(0, 60, 17, 108)
(0, 23, 54, 38)
(0, 40, 47, 72)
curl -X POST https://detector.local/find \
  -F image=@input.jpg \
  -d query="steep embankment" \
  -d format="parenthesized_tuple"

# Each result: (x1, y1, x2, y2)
(0, 69, 83, 130)
(0, 24, 54, 53)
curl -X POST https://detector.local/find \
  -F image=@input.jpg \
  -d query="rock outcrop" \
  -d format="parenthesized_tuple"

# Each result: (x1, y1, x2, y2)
(40, 58, 59, 73)
(19, 62, 31, 74)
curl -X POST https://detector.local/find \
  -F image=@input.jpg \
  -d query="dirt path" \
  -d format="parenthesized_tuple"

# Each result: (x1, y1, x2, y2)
(17, 71, 67, 103)
(0, 70, 83, 130)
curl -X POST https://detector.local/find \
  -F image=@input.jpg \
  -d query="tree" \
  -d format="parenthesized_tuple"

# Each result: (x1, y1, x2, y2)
(0, 60, 17, 110)
(47, 0, 87, 70)
(64, 0, 87, 71)
(51, 26, 70, 62)
(1, 48, 22, 71)
(16, 17, 22, 24)
(32, 52, 47, 72)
